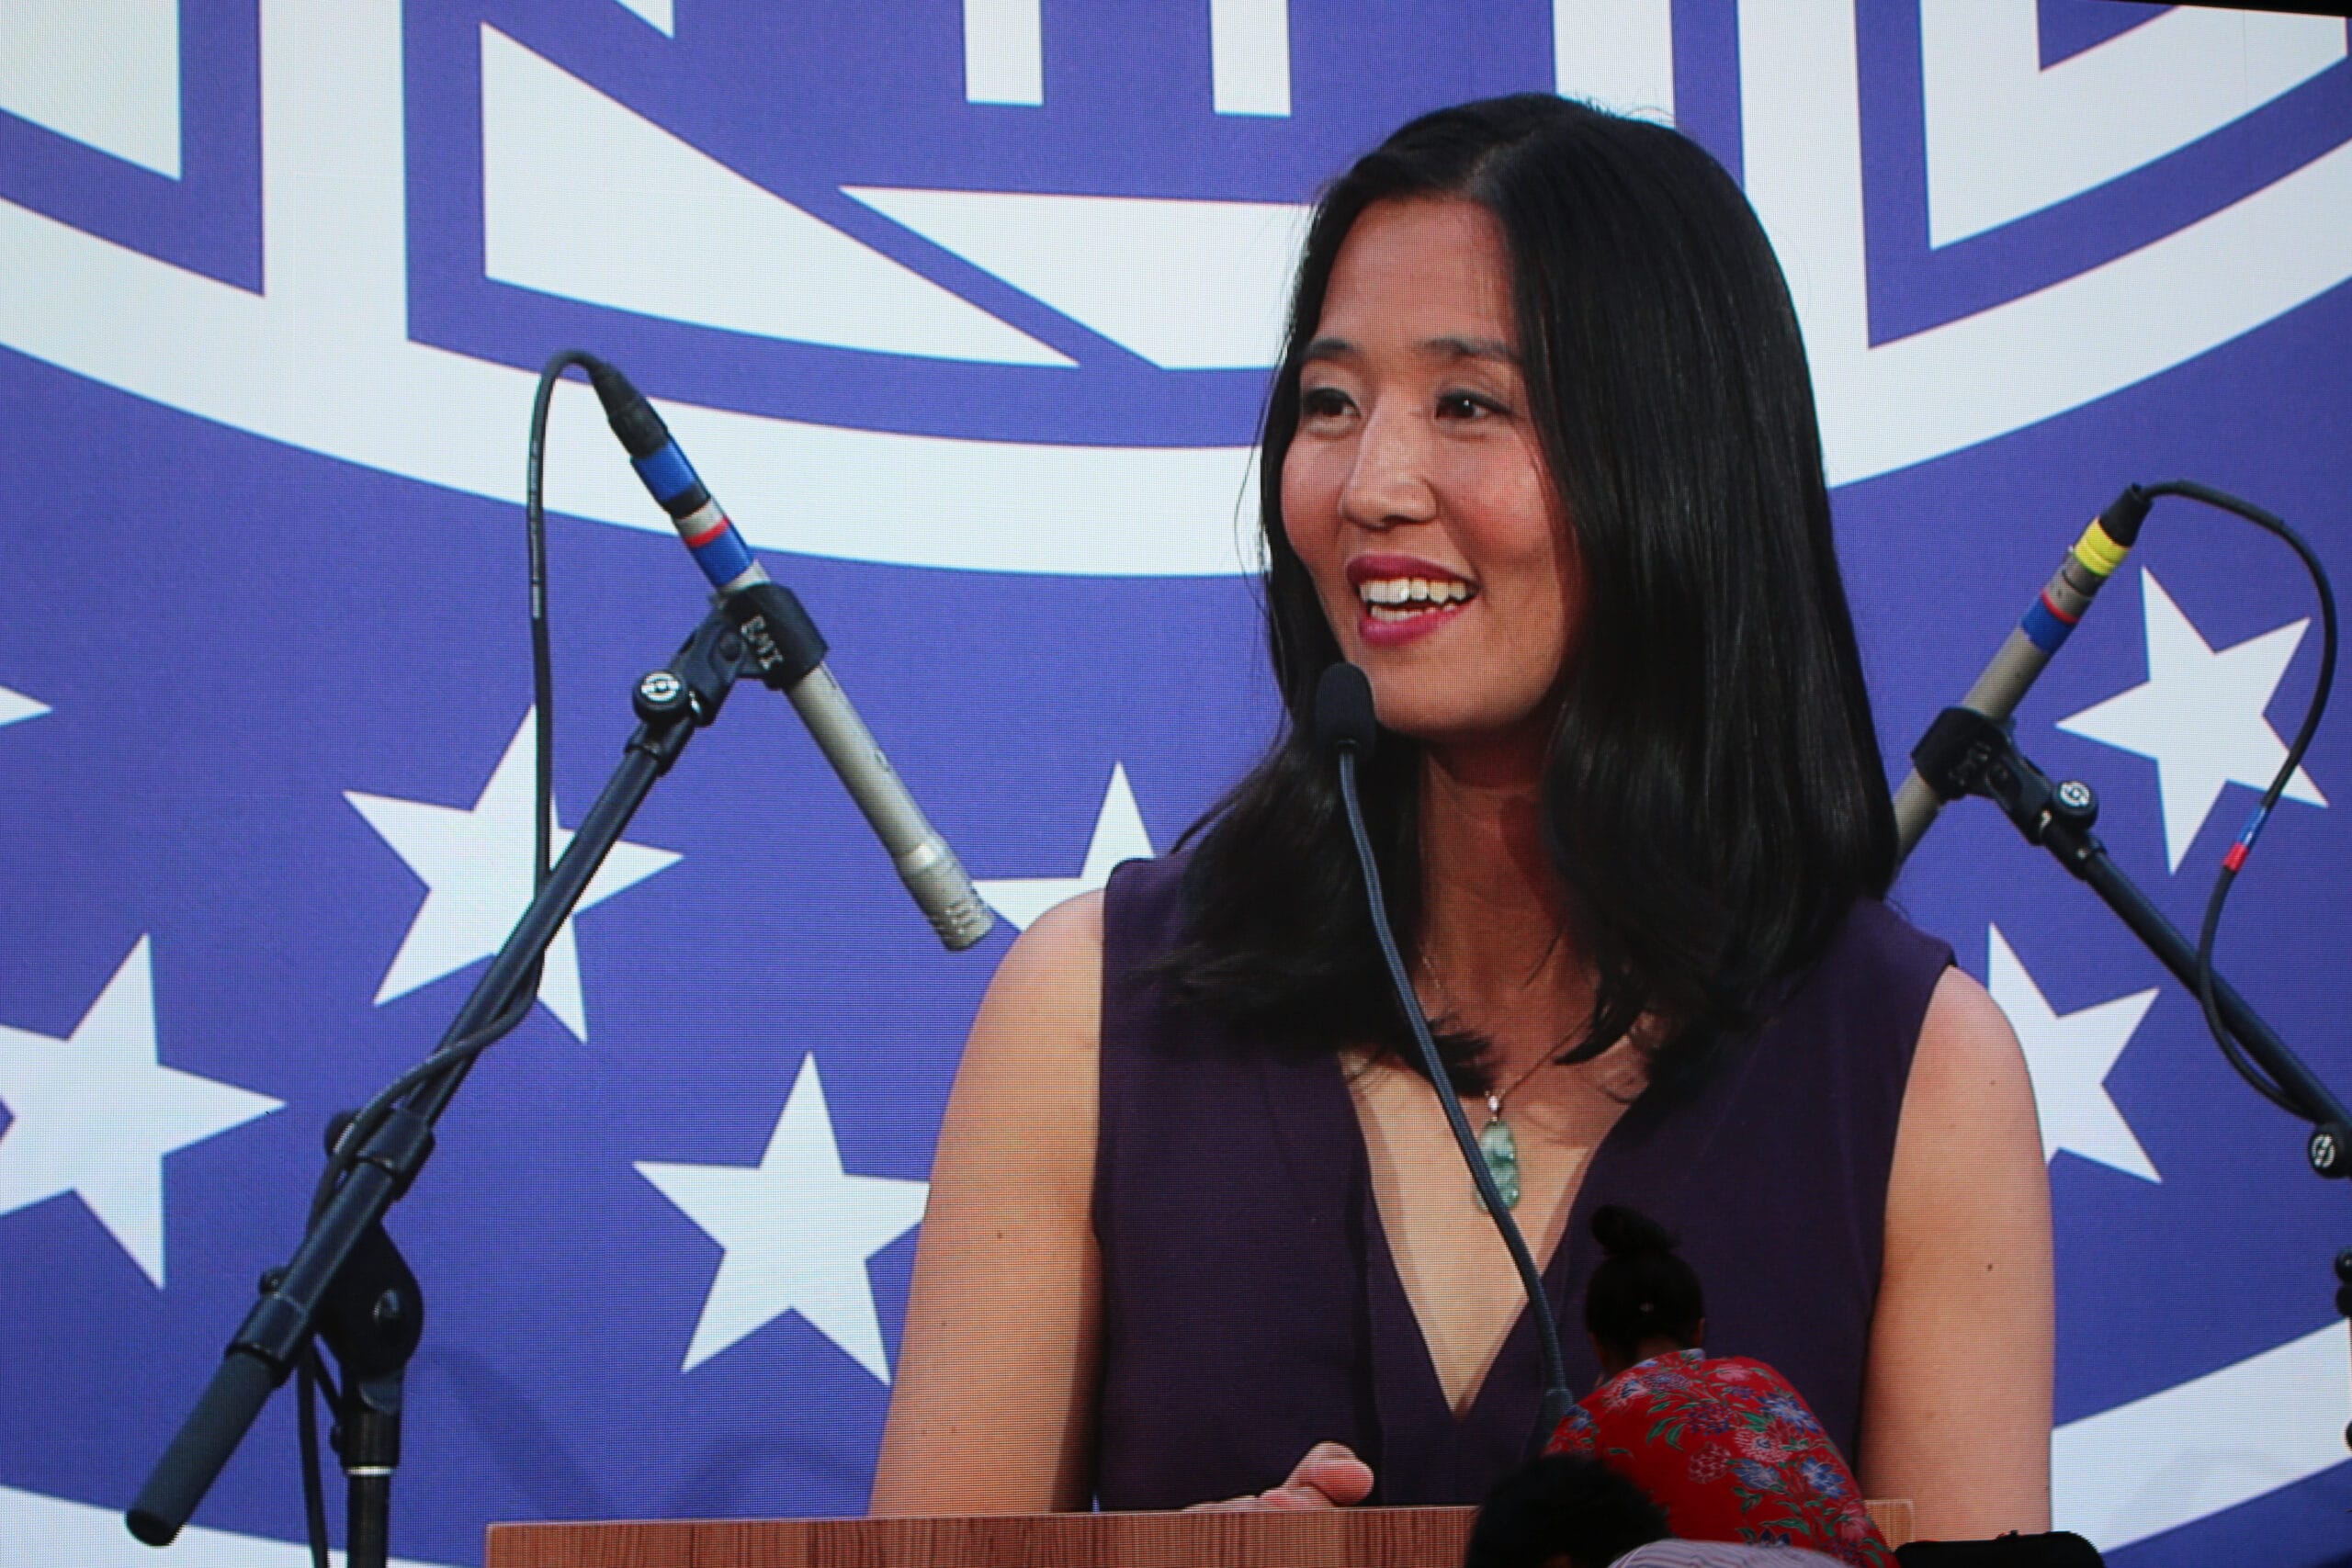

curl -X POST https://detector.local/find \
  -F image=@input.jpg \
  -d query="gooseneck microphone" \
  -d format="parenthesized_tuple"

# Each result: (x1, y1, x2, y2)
(585, 360, 993, 951)
(1893, 486, 2152, 863)
(1314, 662, 1574, 1456)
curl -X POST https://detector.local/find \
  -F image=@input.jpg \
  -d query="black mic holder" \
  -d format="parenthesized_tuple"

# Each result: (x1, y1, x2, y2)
(129, 589, 820, 1562)
(1910, 706, 2352, 1446)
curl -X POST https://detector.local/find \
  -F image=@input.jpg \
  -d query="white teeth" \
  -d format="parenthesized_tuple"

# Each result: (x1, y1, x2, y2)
(1356, 575, 1472, 608)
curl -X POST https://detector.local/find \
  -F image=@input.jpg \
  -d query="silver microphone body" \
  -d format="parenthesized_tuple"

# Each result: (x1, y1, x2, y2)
(782, 660, 994, 950)
(584, 355, 995, 952)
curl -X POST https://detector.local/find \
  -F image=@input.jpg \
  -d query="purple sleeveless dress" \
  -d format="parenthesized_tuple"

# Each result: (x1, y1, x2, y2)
(1091, 853, 1951, 1510)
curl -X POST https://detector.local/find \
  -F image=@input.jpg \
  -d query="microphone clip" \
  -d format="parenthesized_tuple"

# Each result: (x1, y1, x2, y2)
(627, 584, 829, 749)
(717, 581, 829, 694)
(1909, 706, 2098, 855)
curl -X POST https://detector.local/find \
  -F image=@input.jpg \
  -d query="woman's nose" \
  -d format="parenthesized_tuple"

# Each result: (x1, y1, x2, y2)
(1338, 407, 1437, 530)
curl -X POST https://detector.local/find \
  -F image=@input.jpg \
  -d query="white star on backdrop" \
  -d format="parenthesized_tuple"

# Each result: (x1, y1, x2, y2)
(975, 761, 1155, 931)
(2057, 570, 2325, 873)
(346, 711, 681, 1039)
(0, 938, 281, 1286)
(1986, 925, 2161, 1183)
(0, 682, 49, 728)
(636, 1054, 928, 1382)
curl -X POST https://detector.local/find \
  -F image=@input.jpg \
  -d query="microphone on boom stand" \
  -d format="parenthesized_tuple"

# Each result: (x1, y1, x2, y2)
(583, 358, 993, 952)
(124, 355, 997, 1564)
(1893, 486, 2152, 863)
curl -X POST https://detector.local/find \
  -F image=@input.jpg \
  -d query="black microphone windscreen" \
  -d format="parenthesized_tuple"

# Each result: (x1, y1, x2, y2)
(1312, 662, 1378, 759)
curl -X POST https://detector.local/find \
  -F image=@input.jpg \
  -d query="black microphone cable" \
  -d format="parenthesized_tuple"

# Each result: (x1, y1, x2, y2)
(2132, 482, 2338, 1122)
(308, 352, 591, 1213)
(287, 353, 590, 1567)
(306, 352, 595, 1208)
(320, 352, 599, 1169)
(1313, 662, 1575, 1458)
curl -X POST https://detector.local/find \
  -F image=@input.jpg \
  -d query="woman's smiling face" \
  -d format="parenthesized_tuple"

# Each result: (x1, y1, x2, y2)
(1281, 197, 1579, 751)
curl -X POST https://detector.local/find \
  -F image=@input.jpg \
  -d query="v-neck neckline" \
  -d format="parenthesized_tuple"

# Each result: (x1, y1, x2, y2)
(1240, 1034, 1736, 1503)
(1320, 1048, 1649, 1472)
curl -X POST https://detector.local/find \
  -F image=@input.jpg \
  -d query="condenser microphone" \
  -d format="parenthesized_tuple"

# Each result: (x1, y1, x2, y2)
(585, 359, 993, 951)
(1313, 662, 1573, 1455)
(1893, 486, 2152, 863)
(1313, 660, 1379, 758)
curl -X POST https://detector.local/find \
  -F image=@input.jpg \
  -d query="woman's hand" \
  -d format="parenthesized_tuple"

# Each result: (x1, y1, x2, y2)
(1185, 1443, 1375, 1512)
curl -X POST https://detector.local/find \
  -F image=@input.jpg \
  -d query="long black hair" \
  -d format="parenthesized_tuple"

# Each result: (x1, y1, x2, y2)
(1161, 95, 1894, 1093)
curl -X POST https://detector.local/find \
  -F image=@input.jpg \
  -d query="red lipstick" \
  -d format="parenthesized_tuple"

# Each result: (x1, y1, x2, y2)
(1344, 554, 1477, 649)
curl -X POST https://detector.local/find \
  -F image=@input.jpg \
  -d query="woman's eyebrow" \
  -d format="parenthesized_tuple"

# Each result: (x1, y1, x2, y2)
(1424, 333, 1520, 365)
(1299, 334, 1520, 366)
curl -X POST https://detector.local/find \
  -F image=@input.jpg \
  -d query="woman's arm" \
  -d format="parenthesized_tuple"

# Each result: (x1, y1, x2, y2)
(1859, 964, 2054, 1539)
(869, 892, 1106, 1515)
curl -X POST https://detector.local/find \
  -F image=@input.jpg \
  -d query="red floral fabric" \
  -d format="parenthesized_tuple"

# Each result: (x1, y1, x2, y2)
(1544, 1350, 1891, 1568)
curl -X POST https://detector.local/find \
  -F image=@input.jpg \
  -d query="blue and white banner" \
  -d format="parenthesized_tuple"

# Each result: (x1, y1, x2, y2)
(1, 2, 2347, 1562)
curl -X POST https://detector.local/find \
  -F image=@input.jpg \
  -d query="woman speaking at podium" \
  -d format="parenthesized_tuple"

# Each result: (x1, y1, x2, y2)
(870, 95, 2052, 1542)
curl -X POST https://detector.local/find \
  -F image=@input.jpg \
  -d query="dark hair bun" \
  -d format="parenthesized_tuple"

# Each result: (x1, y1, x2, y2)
(1590, 1203, 1679, 1259)
(1584, 1204, 1703, 1360)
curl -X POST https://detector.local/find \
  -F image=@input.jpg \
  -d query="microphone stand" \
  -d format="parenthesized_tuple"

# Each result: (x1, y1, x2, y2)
(129, 588, 811, 1561)
(1907, 706, 2352, 1447)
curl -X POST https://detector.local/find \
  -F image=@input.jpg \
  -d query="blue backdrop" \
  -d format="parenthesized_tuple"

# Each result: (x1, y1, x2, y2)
(1, 2, 2348, 1562)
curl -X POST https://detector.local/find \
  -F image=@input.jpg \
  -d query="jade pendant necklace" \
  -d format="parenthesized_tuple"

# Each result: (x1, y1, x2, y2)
(1469, 1053, 1559, 1212)
(1421, 959, 1567, 1213)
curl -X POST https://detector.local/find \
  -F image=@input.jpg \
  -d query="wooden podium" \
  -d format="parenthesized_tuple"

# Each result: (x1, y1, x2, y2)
(488, 1502, 1911, 1567)
(487, 1507, 1480, 1568)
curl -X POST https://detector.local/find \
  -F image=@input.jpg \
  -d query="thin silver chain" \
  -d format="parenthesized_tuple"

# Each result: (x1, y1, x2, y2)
(1417, 951, 1569, 1118)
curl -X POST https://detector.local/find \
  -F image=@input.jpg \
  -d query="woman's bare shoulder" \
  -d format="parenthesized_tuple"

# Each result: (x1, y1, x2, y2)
(968, 889, 1103, 1068)
(1009, 886, 1105, 968)
(937, 888, 1107, 1154)
(1904, 964, 2037, 1138)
